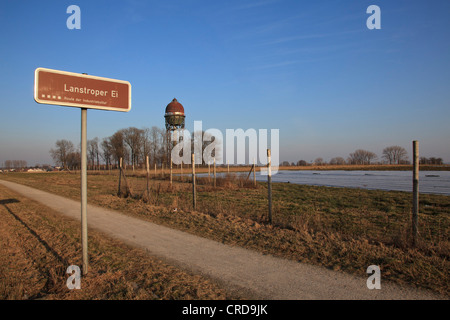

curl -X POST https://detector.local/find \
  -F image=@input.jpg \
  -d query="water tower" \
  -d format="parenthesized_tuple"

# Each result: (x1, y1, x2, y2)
(164, 98, 185, 164)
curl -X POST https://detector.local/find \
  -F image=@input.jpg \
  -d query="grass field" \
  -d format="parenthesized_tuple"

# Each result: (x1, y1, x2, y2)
(0, 183, 237, 300)
(0, 170, 449, 297)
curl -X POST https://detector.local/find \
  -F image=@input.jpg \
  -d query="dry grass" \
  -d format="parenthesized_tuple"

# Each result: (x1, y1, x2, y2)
(63, 163, 450, 175)
(0, 184, 236, 300)
(1, 171, 449, 297)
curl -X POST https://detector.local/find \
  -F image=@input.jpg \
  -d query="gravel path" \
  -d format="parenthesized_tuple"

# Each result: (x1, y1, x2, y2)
(0, 179, 445, 300)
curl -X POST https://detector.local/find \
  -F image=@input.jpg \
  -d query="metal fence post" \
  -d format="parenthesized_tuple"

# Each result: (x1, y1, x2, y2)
(81, 108, 88, 275)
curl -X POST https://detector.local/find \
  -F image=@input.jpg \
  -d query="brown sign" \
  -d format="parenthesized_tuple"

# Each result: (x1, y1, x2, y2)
(34, 68, 131, 112)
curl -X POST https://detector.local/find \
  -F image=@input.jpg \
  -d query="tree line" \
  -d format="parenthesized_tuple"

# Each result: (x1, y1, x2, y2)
(2, 160, 27, 170)
(49, 135, 445, 170)
(420, 157, 444, 165)
(50, 126, 169, 170)
(49, 126, 219, 170)
(284, 146, 444, 166)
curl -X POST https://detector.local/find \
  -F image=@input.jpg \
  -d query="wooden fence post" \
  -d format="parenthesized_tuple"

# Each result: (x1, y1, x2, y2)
(253, 157, 256, 187)
(267, 149, 272, 224)
(412, 140, 419, 246)
(118, 157, 122, 196)
(170, 157, 173, 186)
(146, 155, 150, 201)
(192, 154, 196, 210)
(214, 157, 216, 187)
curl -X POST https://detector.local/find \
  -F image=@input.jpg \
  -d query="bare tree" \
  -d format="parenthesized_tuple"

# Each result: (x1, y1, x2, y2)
(191, 130, 223, 165)
(66, 151, 81, 169)
(87, 137, 99, 169)
(100, 138, 113, 168)
(122, 127, 145, 168)
(314, 157, 324, 166)
(158, 128, 169, 165)
(382, 146, 408, 164)
(329, 157, 346, 165)
(420, 157, 444, 165)
(149, 126, 164, 166)
(50, 139, 75, 169)
(348, 149, 377, 165)
(140, 127, 151, 167)
(4, 160, 12, 170)
(4, 160, 27, 170)
(109, 130, 127, 166)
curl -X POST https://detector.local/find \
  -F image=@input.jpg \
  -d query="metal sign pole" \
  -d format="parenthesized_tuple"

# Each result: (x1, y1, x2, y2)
(81, 107, 88, 275)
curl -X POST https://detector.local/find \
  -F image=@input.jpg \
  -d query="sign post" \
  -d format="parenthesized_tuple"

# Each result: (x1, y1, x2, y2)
(81, 107, 88, 274)
(34, 68, 131, 275)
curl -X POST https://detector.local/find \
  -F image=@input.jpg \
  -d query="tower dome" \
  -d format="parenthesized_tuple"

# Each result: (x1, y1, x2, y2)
(165, 98, 185, 115)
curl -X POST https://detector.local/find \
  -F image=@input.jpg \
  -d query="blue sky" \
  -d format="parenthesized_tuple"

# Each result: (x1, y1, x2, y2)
(0, 0, 449, 166)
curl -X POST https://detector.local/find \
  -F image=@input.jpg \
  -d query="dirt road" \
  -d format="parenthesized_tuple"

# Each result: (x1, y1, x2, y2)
(0, 179, 444, 300)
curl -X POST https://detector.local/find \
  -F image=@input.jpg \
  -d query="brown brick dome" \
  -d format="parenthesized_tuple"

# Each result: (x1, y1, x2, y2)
(165, 98, 184, 115)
